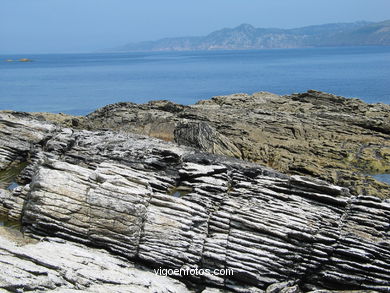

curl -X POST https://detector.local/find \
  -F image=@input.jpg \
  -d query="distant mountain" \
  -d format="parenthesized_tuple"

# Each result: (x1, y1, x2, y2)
(113, 20, 390, 52)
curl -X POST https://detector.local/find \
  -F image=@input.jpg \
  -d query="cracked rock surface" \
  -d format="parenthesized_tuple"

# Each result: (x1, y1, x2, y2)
(0, 229, 192, 293)
(0, 111, 389, 292)
(73, 90, 390, 198)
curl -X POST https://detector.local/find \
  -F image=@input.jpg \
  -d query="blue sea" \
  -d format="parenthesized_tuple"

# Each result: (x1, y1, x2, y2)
(1, 46, 390, 115)
(372, 174, 390, 185)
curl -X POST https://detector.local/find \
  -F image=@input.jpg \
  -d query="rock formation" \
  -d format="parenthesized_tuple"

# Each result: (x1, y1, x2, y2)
(65, 90, 390, 198)
(0, 231, 192, 293)
(0, 110, 389, 292)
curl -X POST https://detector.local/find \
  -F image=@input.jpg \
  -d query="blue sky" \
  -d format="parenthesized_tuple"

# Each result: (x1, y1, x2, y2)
(1, 0, 390, 54)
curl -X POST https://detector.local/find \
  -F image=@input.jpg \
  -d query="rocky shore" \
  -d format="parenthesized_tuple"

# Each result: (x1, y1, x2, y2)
(1, 91, 390, 292)
(40, 90, 390, 198)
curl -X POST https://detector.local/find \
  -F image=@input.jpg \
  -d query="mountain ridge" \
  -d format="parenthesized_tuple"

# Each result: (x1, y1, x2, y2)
(112, 20, 390, 52)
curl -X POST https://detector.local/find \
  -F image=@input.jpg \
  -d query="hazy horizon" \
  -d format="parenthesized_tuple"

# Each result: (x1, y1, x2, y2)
(1, 0, 390, 54)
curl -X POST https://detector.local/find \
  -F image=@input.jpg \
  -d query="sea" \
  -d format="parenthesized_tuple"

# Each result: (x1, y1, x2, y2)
(0, 46, 389, 116)
(1, 46, 390, 184)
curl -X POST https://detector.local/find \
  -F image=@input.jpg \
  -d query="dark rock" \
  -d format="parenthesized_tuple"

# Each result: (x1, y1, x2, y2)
(174, 121, 241, 158)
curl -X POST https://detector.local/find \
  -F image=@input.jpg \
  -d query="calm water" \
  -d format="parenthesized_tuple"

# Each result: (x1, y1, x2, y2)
(1, 46, 390, 115)
(372, 174, 390, 185)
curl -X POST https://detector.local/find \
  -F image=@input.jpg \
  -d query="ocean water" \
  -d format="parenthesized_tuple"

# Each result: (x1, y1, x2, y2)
(372, 174, 390, 185)
(0, 46, 389, 115)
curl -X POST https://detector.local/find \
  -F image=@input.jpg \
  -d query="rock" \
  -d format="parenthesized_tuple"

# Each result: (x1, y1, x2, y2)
(174, 121, 242, 158)
(0, 232, 193, 292)
(265, 282, 299, 293)
(18, 58, 33, 62)
(1, 112, 390, 292)
(30, 112, 86, 129)
(83, 100, 184, 142)
(78, 90, 390, 198)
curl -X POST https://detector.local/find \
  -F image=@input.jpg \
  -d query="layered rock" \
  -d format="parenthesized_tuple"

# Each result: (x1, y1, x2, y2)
(0, 230, 192, 292)
(75, 90, 390, 198)
(1, 112, 389, 292)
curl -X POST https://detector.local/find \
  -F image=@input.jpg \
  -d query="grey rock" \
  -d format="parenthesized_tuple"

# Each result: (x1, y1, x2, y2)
(266, 282, 297, 293)
(80, 90, 390, 198)
(0, 111, 390, 292)
(174, 121, 241, 158)
(0, 231, 192, 292)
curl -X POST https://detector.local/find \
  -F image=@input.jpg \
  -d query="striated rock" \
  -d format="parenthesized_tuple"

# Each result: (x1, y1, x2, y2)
(265, 282, 299, 293)
(84, 100, 184, 142)
(174, 121, 242, 158)
(78, 90, 390, 198)
(0, 231, 193, 292)
(0, 112, 389, 292)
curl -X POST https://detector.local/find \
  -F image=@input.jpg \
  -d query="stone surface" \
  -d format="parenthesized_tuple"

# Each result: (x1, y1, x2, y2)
(77, 90, 390, 198)
(0, 230, 192, 292)
(0, 112, 389, 292)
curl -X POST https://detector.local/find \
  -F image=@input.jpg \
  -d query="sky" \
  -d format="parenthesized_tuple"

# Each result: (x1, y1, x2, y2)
(1, 0, 390, 54)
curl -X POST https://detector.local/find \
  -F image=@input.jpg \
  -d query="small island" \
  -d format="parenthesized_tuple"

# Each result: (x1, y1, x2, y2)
(5, 58, 33, 62)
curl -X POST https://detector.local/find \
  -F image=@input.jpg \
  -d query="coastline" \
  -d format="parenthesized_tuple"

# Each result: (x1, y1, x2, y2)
(3, 4, 390, 292)
(16, 89, 389, 198)
(0, 100, 390, 291)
